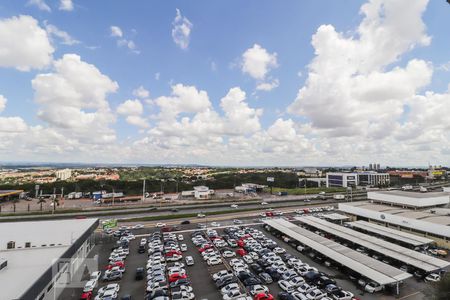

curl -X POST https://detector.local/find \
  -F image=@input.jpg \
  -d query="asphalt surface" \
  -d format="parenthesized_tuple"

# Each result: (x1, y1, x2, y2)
(58, 210, 431, 300)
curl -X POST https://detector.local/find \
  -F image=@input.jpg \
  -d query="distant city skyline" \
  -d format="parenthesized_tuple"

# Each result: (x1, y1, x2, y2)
(0, 0, 450, 166)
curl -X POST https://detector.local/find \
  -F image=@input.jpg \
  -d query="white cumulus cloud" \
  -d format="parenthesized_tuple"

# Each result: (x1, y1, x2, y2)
(44, 21, 80, 45)
(27, 0, 51, 12)
(0, 15, 54, 71)
(241, 44, 278, 80)
(59, 0, 74, 11)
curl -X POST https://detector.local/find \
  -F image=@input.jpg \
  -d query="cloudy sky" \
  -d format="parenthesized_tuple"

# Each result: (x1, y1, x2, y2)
(0, 0, 449, 166)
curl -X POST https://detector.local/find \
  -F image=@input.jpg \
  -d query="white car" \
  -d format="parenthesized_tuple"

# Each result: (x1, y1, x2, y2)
(231, 204, 238, 208)
(273, 247, 286, 254)
(90, 271, 101, 281)
(208, 257, 223, 266)
(297, 283, 314, 294)
(156, 223, 166, 228)
(83, 280, 97, 292)
(180, 244, 187, 252)
(278, 280, 296, 293)
(178, 234, 184, 241)
(211, 222, 220, 227)
(185, 256, 194, 266)
(364, 282, 383, 293)
(213, 270, 233, 281)
(223, 250, 236, 258)
(242, 255, 253, 264)
(223, 290, 247, 300)
(167, 254, 182, 262)
(233, 219, 243, 224)
(97, 289, 118, 300)
(133, 224, 144, 229)
(261, 202, 268, 205)
(249, 285, 269, 296)
(221, 283, 240, 295)
(425, 273, 441, 282)
(96, 284, 120, 299)
(306, 289, 327, 299)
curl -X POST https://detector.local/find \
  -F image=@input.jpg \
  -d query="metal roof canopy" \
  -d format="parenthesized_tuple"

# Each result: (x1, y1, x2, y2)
(263, 218, 411, 286)
(296, 216, 449, 273)
(324, 213, 350, 221)
(348, 220, 433, 247)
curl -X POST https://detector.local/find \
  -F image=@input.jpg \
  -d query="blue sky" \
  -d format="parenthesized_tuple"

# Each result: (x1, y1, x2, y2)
(0, 0, 450, 166)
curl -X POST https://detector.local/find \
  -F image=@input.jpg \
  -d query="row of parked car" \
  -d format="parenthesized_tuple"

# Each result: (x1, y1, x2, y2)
(144, 231, 196, 300)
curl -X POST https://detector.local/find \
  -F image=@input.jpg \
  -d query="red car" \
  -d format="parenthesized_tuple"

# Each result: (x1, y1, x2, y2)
(237, 240, 245, 248)
(199, 244, 213, 252)
(168, 273, 187, 283)
(106, 261, 125, 270)
(265, 212, 274, 217)
(236, 248, 247, 256)
(254, 293, 274, 300)
(80, 291, 92, 300)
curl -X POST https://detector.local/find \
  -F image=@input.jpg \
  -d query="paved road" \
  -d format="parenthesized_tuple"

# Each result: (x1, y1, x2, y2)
(0, 193, 367, 221)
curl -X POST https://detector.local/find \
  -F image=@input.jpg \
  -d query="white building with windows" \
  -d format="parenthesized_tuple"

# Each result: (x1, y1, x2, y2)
(181, 186, 214, 199)
(55, 169, 72, 181)
(326, 172, 358, 188)
(0, 218, 98, 300)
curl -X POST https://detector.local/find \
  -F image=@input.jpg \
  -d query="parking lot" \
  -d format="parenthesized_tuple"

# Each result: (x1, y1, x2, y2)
(59, 207, 446, 300)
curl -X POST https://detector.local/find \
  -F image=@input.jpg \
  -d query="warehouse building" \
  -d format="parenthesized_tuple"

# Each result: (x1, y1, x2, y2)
(368, 190, 450, 209)
(0, 218, 98, 300)
(326, 172, 390, 188)
(339, 201, 450, 247)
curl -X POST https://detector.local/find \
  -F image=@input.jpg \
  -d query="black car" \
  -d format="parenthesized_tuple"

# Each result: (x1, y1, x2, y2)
(121, 295, 132, 300)
(265, 268, 281, 281)
(304, 271, 321, 283)
(243, 277, 261, 286)
(138, 245, 146, 254)
(256, 259, 270, 268)
(181, 220, 190, 225)
(169, 278, 190, 288)
(314, 276, 336, 288)
(171, 208, 179, 212)
(146, 289, 168, 299)
(324, 284, 341, 294)
(250, 263, 263, 273)
(278, 292, 296, 300)
(216, 276, 238, 289)
(280, 253, 293, 262)
(236, 271, 254, 281)
(135, 267, 145, 280)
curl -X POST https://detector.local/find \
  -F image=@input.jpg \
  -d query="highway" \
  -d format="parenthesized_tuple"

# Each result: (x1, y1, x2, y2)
(0, 192, 367, 221)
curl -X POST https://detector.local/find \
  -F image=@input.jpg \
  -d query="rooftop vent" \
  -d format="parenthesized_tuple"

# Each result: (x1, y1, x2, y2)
(6, 241, 15, 250)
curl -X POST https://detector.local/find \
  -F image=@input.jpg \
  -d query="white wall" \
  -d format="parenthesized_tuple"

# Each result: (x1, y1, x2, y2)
(339, 203, 450, 239)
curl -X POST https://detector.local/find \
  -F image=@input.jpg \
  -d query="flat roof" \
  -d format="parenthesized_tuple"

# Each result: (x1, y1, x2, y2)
(296, 216, 449, 272)
(0, 218, 98, 300)
(348, 220, 433, 247)
(324, 213, 350, 221)
(341, 201, 450, 226)
(368, 191, 449, 208)
(264, 218, 411, 285)
(373, 191, 450, 198)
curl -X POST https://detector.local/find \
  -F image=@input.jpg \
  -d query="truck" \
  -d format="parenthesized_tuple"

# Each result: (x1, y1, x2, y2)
(402, 185, 413, 191)
(333, 194, 345, 200)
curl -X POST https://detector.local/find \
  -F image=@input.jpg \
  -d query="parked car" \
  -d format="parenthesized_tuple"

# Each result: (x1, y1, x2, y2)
(425, 273, 441, 283)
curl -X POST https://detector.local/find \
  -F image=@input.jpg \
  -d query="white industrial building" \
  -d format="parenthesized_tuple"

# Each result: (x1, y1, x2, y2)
(55, 169, 72, 181)
(368, 191, 450, 208)
(234, 183, 266, 193)
(181, 186, 214, 199)
(0, 218, 98, 300)
(339, 201, 450, 243)
(326, 172, 390, 188)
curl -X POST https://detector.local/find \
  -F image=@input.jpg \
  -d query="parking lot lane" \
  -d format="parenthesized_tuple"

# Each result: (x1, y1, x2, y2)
(116, 238, 146, 299)
(183, 231, 223, 300)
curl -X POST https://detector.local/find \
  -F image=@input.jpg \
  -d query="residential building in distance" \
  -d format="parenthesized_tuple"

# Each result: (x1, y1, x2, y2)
(55, 168, 72, 181)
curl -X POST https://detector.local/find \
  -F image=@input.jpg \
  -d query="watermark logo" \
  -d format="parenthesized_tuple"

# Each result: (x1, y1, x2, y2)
(52, 255, 99, 290)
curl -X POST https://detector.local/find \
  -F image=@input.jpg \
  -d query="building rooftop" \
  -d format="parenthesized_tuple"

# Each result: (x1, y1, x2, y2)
(368, 191, 449, 208)
(0, 218, 98, 300)
(372, 190, 449, 199)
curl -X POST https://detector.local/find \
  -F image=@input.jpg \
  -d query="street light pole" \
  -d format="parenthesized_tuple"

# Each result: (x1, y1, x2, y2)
(142, 179, 146, 204)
